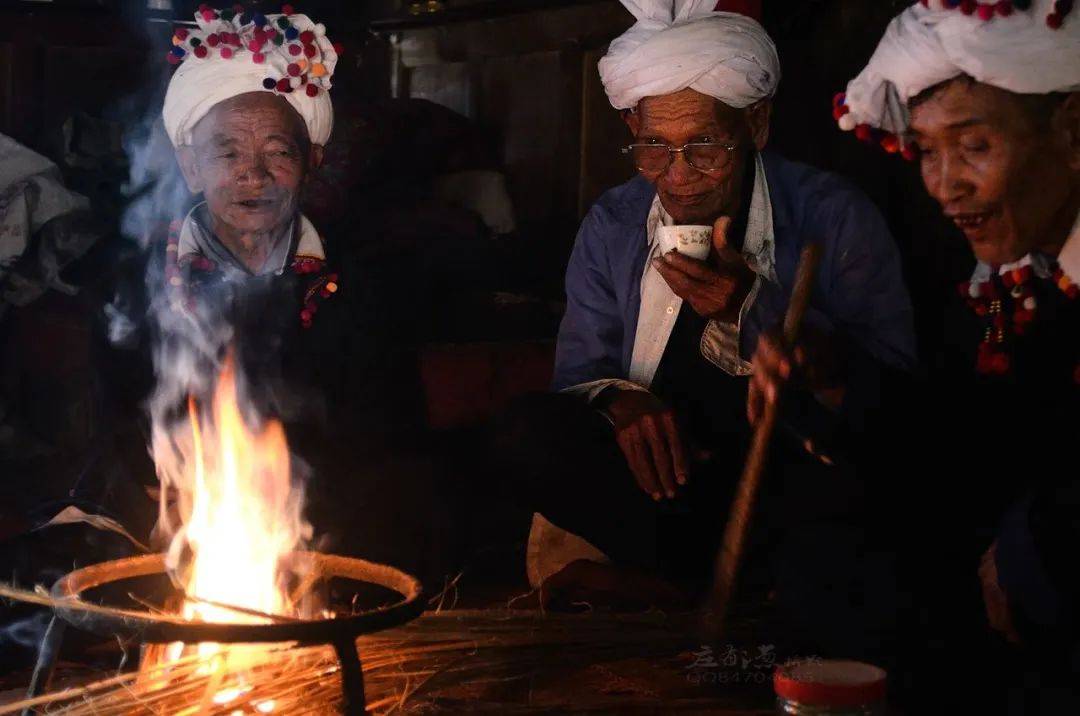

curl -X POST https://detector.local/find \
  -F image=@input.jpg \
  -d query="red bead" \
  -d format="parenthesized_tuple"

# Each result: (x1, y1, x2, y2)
(332, 42, 344, 55)
(304, 43, 317, 58)
(167, 52, 181, 65)
(880, 134, 900, 153)
(288, 43, 302, 56)
(305, 83, 318, 97)
(300, 30, 315, 43)
(977, 3, 995, 19)
(193, 45, 209, 58)
(253, 52, 266, 63)
(900, 145, 918, 161)
(960, 0, 977, 13)
(282, 3, 295, 14)
(276, 77, 291, 92)
(287, 62, 301, 76)
(1047, 12, 1063, 28)
(207, 33, 220, 47)
(300, 309, 312, 321)
(996, 0, 1013, 15)
(220, 47, 233, 58)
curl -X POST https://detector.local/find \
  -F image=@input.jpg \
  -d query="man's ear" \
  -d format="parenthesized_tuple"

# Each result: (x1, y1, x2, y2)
(1052, 92, 1080, 172)
(175, 146, 203, 194)
(622, 107, 641, 138)
(746, 100, 772, 151)
(308, 144, 325, 172)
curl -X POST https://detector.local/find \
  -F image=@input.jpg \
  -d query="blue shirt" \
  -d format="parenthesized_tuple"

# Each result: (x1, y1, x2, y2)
(553, 151, 916, 393)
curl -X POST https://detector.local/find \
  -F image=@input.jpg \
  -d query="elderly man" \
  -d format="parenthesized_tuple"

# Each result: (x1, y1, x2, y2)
(98, 8, 454, 585)
(754, 1, 1079, 710)
(500, 0, 915, 633)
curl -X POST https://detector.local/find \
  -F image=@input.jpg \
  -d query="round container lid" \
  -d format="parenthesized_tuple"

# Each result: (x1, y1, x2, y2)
(774, 659, 887, 708)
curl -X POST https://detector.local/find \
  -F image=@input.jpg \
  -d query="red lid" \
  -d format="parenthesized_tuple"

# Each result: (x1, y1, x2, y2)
(774, 659, 887, 708)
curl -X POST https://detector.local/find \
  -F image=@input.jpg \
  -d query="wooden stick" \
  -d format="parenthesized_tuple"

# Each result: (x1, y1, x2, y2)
(704, 241, 823, 636)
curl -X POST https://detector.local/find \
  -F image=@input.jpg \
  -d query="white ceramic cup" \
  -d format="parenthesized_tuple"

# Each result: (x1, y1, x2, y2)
(657, 224, 712, 261)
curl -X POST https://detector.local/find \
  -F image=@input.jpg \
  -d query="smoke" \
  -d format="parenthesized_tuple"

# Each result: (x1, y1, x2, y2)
(108, 16, 311, 615)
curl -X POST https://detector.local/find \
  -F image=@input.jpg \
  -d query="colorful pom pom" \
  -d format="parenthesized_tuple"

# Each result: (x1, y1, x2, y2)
(171, 45, 186, 57)
(332, 42, 344, 55)
(273, 33, 285, 46)
(881, 134, 900, 153)
(201, 9, 216, 22)
(285, 27, 299, 40)
(854, 124, 872, 142)
(832, 104, 850, 121)
(167, 52, 181, 65)
(253, 52, 266, 64)
(300, 30, 315, 43)
(305, 84, 319, 97)
(175, 28, 189, 40)
(288, 43, 302, 56)
(311, 62, 327, 77)
(282, 3, 295, 14)
(193, 45, 209, 58)
(254, 13, 268, 27)
(996, 0, 1013, 15)
(960, 0, 977, 14)
(1047, 11, 1063, 27)
(304, 43, 317, 58)
(207, 33, 220, 47)
(977, 3, 995, 18)
(220, 47, 234, 58)
(276, 77, 292, 92)
(263, 77, 276, 89)
(278, 16, 291, 29)
(190, 37, 202, 47)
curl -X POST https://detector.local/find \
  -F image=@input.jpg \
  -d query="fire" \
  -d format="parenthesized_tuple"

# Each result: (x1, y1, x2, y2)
(156, 352, 311, 664)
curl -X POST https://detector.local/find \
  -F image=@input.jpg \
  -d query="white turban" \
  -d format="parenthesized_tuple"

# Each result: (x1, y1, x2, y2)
(839, 0, 1080, 137)
(598, 0, 780, 110)
(162, 8, 338, 148)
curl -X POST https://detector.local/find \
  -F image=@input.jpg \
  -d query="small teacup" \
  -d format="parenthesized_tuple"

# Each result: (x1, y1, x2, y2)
(657, 224, 712, 261)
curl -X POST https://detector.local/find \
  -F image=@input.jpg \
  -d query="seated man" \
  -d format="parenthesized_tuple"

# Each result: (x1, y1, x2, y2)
(754, 0, 1078, 710)
(501, 1, 915, 636)
(99, 9, 454, 585)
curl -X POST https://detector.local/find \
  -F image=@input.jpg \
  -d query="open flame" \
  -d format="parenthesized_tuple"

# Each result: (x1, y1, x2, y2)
(154, 352, 311, 665)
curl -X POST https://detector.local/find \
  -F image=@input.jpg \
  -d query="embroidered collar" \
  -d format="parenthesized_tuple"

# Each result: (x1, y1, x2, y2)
(177, 201, 326, 277)
(644, 152, 778, 284)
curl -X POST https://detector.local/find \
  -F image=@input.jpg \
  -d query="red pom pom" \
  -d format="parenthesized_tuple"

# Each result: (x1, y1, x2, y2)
(854, 124, 872, 142)
(248, 39, 263, 52)
(996, 0, 1013, 15)
(900, 145, 918, 161)
(306, 84, 319, 97)
(282, 3, 295, 14)
(304, 43, 317, 58)
(220, 47, 234, 59)
(881, 134, 900, 153)
(201, 9, 216, 22)
(253, 52, 266, 64)
(198, 3, 211, 11)
(288, 43, 302, 56)
(166, 52, 181, 65)
(920, 0, 929, 6)
(977, 3, 995, 19)
(207, 33, 220, 47)
(300, 30, 315, 43)
(960, 0, 977, 14)
(832, 104, 850, 120)
(1047, 12, 1063, 28)
(832, 91, 846, 108)
(233, 3, 244, 11)
(332, 42, 344, 55)
(193, 45, 209, 58)
(276, 77, 291, 92)
(175, 28, 189, 40)
(287, 62, 301, 76)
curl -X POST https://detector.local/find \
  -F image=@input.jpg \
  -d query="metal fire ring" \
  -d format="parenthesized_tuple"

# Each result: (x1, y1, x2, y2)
(49, 552, 425, 643)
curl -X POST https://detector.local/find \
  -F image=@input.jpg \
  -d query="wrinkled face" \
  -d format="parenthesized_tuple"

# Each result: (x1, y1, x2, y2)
(178, 92, 319, 238)
(625, 87, 770, 224)
(909, 78, 1080, 265)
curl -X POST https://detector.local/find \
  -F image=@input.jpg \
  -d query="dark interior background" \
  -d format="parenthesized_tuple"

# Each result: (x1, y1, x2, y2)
(0, 0, 974, 545)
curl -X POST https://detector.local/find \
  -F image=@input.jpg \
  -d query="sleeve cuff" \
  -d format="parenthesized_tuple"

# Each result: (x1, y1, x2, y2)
(559, 378, 648, 403)
(700, 274, 761, 376)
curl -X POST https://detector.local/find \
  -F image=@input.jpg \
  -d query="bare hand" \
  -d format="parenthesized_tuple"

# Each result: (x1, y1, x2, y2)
(603, 390, 688, 500)
(747, 325, 846, 426)
(979, 541, 1022, 645)
(652, 216, 755, 322)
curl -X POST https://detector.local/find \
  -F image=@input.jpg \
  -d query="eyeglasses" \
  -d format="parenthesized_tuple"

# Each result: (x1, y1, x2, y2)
(620, 141, 739, 173)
